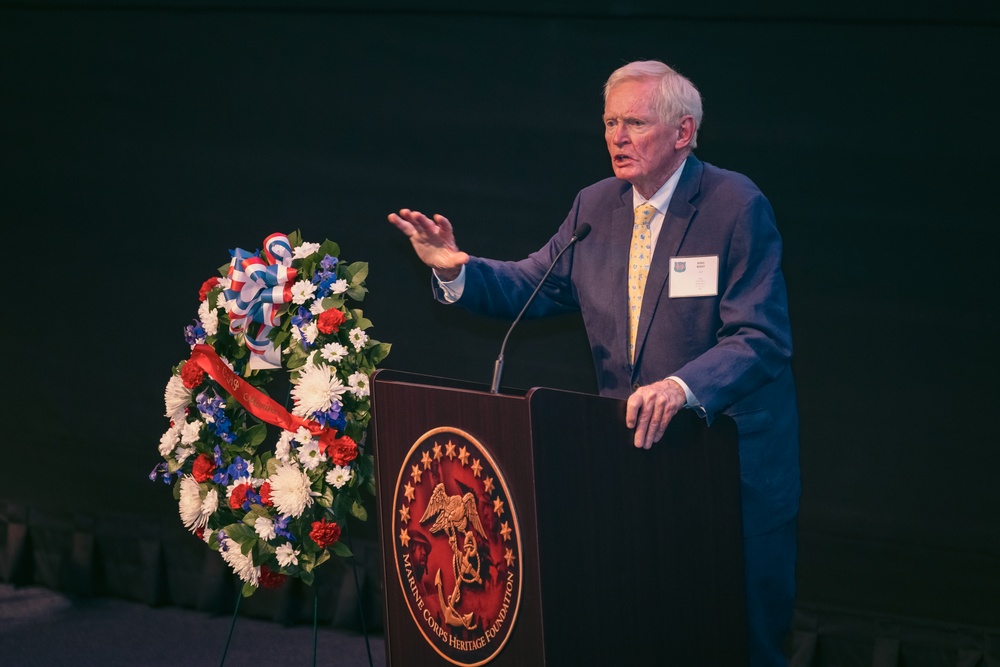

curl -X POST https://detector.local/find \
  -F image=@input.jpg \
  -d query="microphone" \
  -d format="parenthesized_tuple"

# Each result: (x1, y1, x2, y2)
(490, 223, 592, 394)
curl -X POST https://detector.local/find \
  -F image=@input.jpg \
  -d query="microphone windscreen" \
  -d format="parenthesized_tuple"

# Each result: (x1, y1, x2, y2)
(574, 223, 592, 242)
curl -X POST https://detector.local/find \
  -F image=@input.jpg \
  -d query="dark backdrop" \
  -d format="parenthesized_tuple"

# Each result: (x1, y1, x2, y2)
(2, 0, 998, 642)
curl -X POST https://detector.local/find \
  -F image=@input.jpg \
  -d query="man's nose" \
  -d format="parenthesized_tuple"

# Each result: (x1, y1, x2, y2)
(612, 124, 630, 145)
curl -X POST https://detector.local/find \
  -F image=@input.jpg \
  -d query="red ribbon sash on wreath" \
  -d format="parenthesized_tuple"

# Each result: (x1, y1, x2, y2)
(188, 344, 337, 449)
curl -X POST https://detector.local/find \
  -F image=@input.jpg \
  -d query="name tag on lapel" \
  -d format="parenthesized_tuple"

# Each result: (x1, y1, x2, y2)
(668, 255, 719, 298)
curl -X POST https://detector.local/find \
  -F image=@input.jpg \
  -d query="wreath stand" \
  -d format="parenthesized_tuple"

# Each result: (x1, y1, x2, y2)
(216, 523, 376, 667)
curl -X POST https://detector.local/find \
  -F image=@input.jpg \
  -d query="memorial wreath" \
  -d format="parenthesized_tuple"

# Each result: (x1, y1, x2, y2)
(151, 231, 390, 596)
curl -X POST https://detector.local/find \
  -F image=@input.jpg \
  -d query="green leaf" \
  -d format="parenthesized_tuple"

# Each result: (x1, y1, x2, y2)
(346, 285, 368, 301)
(242, 423, 268, 449)
(351, 501, 368, 521)
(369, 342, 391, 365)
(242, 581, 257, 597)
(332, 541, 353, 558)
(344, 261, 369, 285)
(225, 522, 256, 545)
(318, 239, 340, 258)
(317, 486, 334, 508)
(321, 295, 346, 310)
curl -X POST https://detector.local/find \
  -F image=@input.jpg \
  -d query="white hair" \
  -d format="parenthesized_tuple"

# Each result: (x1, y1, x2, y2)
(604, 60, 703, 147)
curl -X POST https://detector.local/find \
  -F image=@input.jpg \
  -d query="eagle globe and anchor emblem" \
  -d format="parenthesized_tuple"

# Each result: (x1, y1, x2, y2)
(391, 427, 522, 666)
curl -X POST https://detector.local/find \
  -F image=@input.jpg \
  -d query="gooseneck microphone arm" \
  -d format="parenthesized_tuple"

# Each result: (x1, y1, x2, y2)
(489, 223, 592, 394)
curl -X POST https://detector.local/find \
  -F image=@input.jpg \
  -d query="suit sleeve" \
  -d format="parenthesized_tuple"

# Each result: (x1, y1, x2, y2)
(673, 192, 794, 421)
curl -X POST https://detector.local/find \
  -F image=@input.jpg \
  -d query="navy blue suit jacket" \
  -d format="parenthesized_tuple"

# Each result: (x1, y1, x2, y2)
(437, 155, 800, 536)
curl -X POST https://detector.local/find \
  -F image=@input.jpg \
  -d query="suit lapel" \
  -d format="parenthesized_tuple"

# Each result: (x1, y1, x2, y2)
(609, 186, 635, 366)
(634, 156, 702, 366)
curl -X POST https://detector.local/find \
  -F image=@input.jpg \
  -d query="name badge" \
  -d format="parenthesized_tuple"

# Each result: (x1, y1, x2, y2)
(668, 255, 719, 298)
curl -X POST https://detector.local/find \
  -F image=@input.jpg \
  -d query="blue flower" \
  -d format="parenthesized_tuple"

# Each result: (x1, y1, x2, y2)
(273, 515, 295, 542)
(184, 320, 206, 346)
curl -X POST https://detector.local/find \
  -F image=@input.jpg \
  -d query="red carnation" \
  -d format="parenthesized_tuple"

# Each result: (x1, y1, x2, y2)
(198, 277, 221, 302)
(259, 564, 287, 589)
(195, 527, 205, 541)
(309, 519, 342, 548)
(328, 434, 358, 466)
(229, 483, 251, 510)
(317, 308, 347, 334)
(259, 482, 273, 506)
(192, 453, 215, 483)
(181, 363, 205, 389)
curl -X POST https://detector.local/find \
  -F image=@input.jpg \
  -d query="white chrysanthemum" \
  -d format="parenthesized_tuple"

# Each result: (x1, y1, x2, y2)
(202, 488, 219, 517)
(293, 426, 316, 445)
(348, 327, 369, 351)
(219, 534, 259, 585)
(330, 279, 348, 295)
(159, 425, 181, 457)
(254, 516, 276, 541)
(291, 321, 319, 345)
(290, 364, 347, 418)
(325, 465, 353, 490)
(269, 462, 316, 518)
(275, 430, 294, 462)
(293, 242, 321, 259)
(276, 542, 300, 568)
(298, 439, 326, 471)
(320, 342, 348, 364)
(178, 475, 210, 532)
(175, 445, 195, 465)
(348, 371, 370, 398)
(180, 419, 202, 445)
(164, 374, 191, 421)
(198, 299, 219, 337)
(309, 300, 326, 315)
(290, 279, 318, 305)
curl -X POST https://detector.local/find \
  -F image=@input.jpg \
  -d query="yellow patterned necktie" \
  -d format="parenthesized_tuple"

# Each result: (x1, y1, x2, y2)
(628, 203, 657, 363)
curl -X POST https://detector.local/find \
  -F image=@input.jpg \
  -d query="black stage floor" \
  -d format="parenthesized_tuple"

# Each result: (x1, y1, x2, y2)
(0, 584, 388, 667)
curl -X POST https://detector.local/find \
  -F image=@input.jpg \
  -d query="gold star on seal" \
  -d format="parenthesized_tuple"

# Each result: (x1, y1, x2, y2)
(445, 440, 457, 459)
(399, 528, 410, 547)
(399, 504, 410, 523)
(458, 446, 470, 466)
(403, 482, 415, 502)
(483, 476, 495, 494)
(420, 450, 433, 470)
(500, 521, 512, 542)
(432, 442, 443, 460)
(471, 458, 483, 478)
(504, 547, 515, 567)
(410, 464, 423, 483)
(493, 496, 505, 517)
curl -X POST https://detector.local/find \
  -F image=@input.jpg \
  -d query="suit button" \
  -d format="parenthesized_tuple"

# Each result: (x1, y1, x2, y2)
(632, 383, 640, 391)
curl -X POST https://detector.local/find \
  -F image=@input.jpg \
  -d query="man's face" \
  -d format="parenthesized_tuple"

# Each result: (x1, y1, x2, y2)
(604, 79, 687, 198)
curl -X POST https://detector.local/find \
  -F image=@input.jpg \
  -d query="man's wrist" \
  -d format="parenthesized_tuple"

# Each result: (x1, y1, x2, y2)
(665, 375, 698, 408)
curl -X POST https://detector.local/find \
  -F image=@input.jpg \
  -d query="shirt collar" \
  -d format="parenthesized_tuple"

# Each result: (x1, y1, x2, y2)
(631, 156, 688, 213)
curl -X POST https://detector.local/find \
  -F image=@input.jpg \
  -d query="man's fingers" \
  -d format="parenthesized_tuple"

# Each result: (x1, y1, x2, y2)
(387, 212, 417, 237)
(625, 393, 642, 428)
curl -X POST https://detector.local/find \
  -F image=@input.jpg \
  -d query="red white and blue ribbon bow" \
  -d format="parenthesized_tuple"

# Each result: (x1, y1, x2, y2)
(224, 233, 298, 369)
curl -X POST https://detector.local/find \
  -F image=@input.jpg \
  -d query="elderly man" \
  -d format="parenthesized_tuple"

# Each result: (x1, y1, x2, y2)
(388, 60, 800, 667)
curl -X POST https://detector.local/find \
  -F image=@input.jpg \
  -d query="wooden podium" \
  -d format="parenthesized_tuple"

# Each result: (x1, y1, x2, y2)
(370, 369, 748, 666)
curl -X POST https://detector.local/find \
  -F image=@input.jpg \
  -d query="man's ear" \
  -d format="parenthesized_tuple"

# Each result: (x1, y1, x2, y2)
(675, 115, 696, 149)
